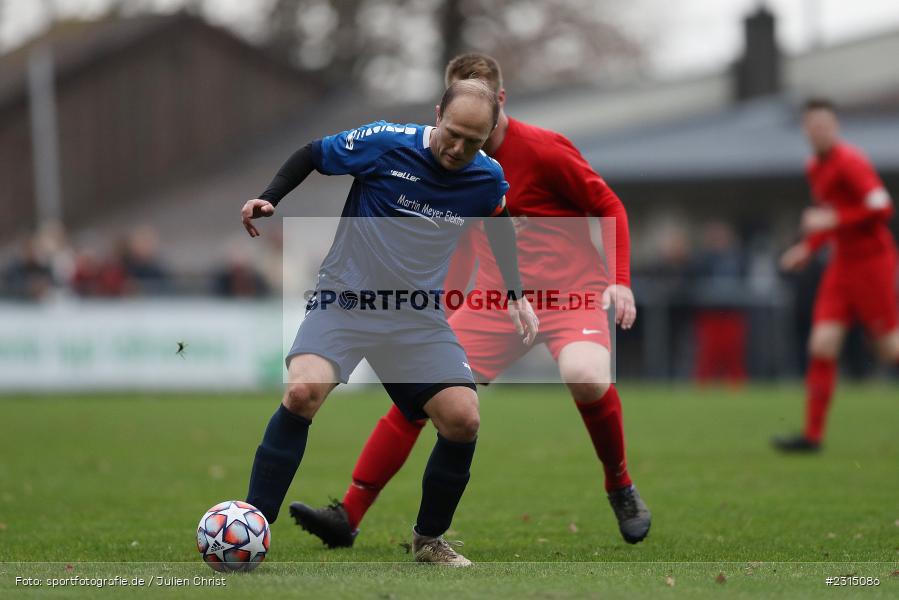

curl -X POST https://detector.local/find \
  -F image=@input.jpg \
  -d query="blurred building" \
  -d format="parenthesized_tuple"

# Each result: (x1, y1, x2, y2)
(0, 12, 317, 244)
(2, 8, 898, 384)
(533, 8, 899, 379)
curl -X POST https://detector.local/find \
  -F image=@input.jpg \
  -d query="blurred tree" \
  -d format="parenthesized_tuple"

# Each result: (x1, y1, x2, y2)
(441, 0, 466, 71)
(261, 0, 643, 99)
(266, 0, 302, 64)
(11, 0, 643, 100)
(182, 0, 207, 16)
(451, 0, 644, 91)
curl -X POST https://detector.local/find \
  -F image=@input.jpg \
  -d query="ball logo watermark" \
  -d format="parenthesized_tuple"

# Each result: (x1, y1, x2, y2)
(338, 290, 359, 310)
(304, 288, 601, 312)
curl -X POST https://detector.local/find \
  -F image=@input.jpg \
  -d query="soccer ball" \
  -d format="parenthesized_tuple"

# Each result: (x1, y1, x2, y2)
(196, 500, 270, 572)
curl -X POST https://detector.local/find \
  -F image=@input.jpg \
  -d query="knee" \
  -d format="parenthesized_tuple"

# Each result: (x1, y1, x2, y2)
(566, 380, 610, 403)
(873, 330, 899, 363)
(441, 411, 480, 443)
(808, 337, 839, 360)
(283, 382, 324, 416)
(876, 341, 899, 363)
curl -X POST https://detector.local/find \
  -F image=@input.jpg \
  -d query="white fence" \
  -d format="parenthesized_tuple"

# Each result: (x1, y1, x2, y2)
(0, 299, 284, 392)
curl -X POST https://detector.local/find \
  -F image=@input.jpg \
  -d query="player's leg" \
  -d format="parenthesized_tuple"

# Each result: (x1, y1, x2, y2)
(774, 322, 846, 451)
(292, 308, 522, 547)
(247, 353, 338, 524)
(557, 342, 620, 484)
(858, 253, 899, 366)
(556, 340, 650, 543)
(342, 405, 427, 527)
(412, 384, 480, 566)
(803, 323, 845, 444)
(343, 307, 517, 529)
(290, 403, 426, 548)
(775, 263, 850, 452)
(402, 310, 523, 560)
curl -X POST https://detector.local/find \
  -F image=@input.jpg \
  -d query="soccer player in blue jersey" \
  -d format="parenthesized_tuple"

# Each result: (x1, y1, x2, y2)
(238, 79, 538, 566)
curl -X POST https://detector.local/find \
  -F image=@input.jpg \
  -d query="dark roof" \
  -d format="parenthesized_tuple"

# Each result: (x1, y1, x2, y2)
(0, 12, 299, 112)
(575, 96, 899, 182)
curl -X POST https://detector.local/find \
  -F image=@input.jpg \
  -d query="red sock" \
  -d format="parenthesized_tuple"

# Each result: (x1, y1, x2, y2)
(575, 386, 632, 492)
(342, 404, 425, 529)
(804, 357, 837, 443)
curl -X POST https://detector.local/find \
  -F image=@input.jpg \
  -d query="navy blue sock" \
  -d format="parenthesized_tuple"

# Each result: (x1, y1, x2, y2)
(246, 403, 311, 524)
(415, 433, 476, 537)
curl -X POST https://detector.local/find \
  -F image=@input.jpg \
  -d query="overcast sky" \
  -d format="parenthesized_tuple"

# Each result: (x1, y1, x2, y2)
(4, 0, 899, 78)
(644, 0, 899, 78)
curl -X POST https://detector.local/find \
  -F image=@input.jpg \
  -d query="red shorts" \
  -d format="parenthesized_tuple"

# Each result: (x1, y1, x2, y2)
(812, 252, 899, 337)
(448, 304, 610, 381)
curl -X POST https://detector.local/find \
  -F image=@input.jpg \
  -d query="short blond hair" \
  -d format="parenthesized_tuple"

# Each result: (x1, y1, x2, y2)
(445, 53, 503, 94)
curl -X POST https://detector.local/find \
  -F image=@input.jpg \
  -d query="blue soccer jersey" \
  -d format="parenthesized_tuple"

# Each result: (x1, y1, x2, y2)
(309, 121, 509, 294)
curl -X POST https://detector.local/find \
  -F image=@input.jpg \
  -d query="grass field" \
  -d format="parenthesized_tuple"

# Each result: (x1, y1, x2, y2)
(0, 383, 896, 598)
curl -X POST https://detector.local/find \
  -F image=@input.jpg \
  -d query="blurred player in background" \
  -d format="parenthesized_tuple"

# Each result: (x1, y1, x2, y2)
(241, 79, 537, 566)
(775, 98, 898, 452)
(291, 53, 651, 547)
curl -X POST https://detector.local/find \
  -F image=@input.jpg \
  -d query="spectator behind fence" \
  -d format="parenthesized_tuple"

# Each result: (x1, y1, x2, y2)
(122, 226, 170, 295)
(214, 241, 271, 298)
(692, 221, 748, 385)
(2, 237, 54, 300)
(70, 242, 129, 297)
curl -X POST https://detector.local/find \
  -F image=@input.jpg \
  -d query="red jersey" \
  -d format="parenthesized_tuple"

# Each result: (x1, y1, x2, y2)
(456, 117, 630, 297)
(805, 143, 895, 262)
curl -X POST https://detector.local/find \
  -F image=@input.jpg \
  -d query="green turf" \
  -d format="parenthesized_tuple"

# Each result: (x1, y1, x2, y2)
(1, 383, 897, 598)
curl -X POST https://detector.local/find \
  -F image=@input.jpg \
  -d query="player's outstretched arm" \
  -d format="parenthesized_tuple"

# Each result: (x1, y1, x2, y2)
(242, 142, 318, 238)
(483, 206, 539, 344)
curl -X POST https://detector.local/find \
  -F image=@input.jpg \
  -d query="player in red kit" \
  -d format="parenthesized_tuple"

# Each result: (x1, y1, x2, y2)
(775, 98, 899, 452)
(289, 53, 651, 546)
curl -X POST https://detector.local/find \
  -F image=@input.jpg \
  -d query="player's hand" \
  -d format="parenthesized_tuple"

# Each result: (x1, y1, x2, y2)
(241, 199, 275, 238)
(780, 242, 811, 272)
(507, 295, 539, 345)
(511, 215, 529, 234)
(602, 284, 637, 330)
(800, 206, 837, 234)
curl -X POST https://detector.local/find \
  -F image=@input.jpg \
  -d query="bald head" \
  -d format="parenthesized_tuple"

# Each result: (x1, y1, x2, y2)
(430, 79, 498, 170)
(439, 79, 499, 130)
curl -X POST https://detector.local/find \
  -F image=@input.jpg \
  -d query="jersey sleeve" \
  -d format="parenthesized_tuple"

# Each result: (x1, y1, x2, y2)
(486, 155, 510, 216)
(804, 230, 833, 254)
(489, 193, 508, 216)
(836, 151, 893, 228)
(549, 134, 632, 286)
(311, 121, 409, 177)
